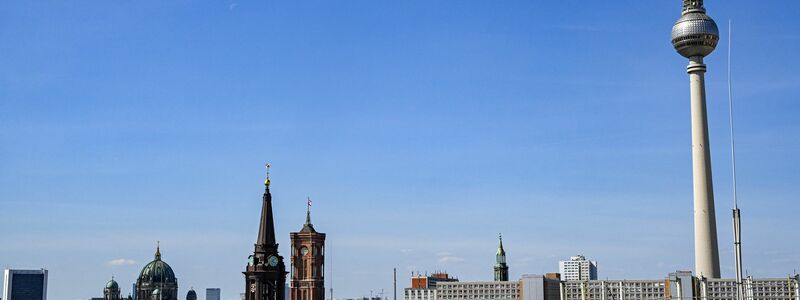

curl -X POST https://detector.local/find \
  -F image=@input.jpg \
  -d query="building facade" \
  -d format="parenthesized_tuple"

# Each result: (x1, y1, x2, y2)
(519, 275, 560, 300)
(436, 281, 519, 300)
(3, 269, 48, 300)
(290, 204, 326, 300)
(207, 288, 221, 300)
(243, 168, 287, 300)
(557, 271, 800, 300)
(558, 255, 597, 281)
(404, 273, 458, 300)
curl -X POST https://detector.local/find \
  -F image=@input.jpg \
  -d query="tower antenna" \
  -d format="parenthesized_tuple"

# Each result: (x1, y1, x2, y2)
(727, 19, 745, 300)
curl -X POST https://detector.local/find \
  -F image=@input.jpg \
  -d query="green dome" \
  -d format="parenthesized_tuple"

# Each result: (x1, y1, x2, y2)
(138, 245, 176, 284)
(152, 289, 161, 296)
(106, 278, 119, 289)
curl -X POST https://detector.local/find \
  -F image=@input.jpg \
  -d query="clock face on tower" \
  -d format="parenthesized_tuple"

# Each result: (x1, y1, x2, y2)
(300, 247, 308, 256)
(268, 255, 279, 267)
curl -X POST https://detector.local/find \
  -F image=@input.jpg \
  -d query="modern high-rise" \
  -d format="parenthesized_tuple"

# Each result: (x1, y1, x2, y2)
(2, 269, 48, 300)
(558, 255, 597, 281)
(206, 288, 221, 300)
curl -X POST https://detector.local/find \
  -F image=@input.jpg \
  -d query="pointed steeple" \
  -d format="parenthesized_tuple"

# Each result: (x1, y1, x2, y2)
(496, 234, 506, 259)
(300, 197, 316, 233)
(155, 241, 161, 260)
(494, 233, 509, 281)
(256, 163, 277, 249)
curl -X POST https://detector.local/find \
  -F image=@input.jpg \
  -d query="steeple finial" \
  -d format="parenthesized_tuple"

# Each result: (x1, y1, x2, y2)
(496, 233, 506, 256)
(155, 241, 161, 260)
(264, 163, 271, 187)
(306, 197, 312, 225)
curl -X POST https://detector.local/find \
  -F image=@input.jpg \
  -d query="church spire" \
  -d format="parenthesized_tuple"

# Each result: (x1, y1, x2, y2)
(494, 233, 509, 281)
(155, 241, 161, 260)
(300, 197, 316, 233)
(256, 163, 277, 248)
(305, 197, 312, 225)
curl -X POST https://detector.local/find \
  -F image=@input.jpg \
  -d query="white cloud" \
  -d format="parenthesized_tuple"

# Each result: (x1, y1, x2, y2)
(438, 256, 465, 263)
(106, 258, 136, 266)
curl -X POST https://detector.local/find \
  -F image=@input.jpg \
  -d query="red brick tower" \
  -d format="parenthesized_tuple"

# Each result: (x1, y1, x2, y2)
(290, 199, 326, 300)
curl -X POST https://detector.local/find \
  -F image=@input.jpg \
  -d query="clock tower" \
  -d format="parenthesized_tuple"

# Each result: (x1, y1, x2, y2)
(244, 164, 287, 300)
(290, 198, 326, 300)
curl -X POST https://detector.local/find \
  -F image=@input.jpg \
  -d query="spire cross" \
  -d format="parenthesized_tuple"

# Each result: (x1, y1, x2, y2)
(264, 163, 271, 187)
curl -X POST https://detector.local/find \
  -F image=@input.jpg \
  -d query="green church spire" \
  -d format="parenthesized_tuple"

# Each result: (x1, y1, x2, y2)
(494, 233, 509, 281)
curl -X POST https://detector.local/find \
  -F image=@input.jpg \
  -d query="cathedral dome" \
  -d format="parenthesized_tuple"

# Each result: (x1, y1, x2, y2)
(186, 289, 197, 300)
(138, 244, 176, 284)
(106, 278, 120, 289)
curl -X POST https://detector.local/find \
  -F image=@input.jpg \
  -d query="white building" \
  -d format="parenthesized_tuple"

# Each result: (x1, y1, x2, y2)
(558, 255, 597, 281)
(3, 269, 48, 300)
(436, 281, 519, 300)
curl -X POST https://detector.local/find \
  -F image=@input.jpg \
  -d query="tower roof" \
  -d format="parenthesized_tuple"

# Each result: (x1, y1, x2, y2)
(106, 277, 119, 290)
(256, 164, 277, 248)
(139, 244, 176, 284)
(496, 234, 506, 256)
(300, 198, 317, 233)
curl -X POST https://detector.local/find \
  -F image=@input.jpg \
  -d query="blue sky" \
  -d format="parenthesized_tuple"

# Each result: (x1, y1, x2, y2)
(2, 1, 799, 300)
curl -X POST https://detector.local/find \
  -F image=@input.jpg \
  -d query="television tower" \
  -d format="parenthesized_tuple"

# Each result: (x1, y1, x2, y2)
(671, 0, 721, 278)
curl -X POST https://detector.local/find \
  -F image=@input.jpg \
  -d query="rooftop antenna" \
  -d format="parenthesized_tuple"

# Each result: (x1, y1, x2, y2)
(727, 19, 745, 300)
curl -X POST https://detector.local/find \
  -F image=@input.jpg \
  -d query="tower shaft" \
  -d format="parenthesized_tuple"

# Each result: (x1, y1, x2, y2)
(688, 57, 721, 278)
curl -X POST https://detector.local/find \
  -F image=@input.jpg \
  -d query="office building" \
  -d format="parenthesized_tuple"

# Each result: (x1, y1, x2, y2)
(405, 273, 458, 300)
(2, 269, 48, 300)
(436, 281, 519, 300)
(520, 275, 560, 300)
(558, 255, 597, 281)
(206, 288, 221, 300)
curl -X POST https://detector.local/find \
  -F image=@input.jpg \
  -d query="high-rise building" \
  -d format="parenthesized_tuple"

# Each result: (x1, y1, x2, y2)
(494, 235, 509, 282)
(243, 164, 287, 300)
(206, 288, 221, 300)
(2, 269, 48, 300)
(558, 255, 597, 281)
(670, 0, 722, 278)
(290, 200, 326, 300)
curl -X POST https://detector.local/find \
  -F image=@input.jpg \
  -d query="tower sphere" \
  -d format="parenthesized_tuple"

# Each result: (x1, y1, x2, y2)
(671, 11, 719, 58)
